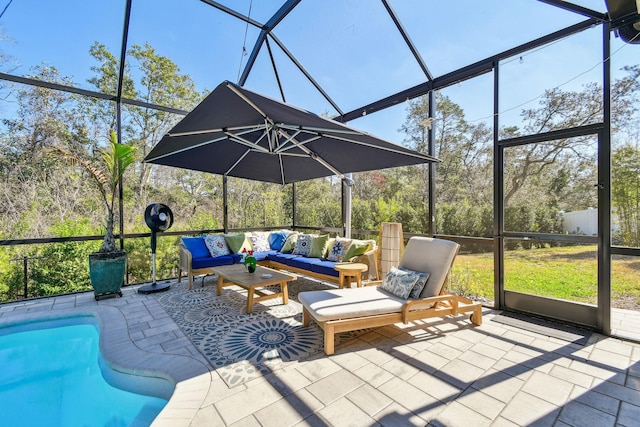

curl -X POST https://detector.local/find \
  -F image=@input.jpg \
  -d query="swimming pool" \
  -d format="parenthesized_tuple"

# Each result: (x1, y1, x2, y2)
(0, 316, 172, 426)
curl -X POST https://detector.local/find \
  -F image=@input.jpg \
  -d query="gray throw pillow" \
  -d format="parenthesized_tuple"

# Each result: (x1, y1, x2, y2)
(381, 267, 420, 299)
(400, 267, 430, 299)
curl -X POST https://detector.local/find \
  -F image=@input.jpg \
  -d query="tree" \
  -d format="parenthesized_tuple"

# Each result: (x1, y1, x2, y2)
(612, 144, 640, 246)
(0, 65, 103, 239)
(400, 92, 493, 235)
(502, 67, 639, 208)
(402, 93, 493, 206)
(86, 42, 205, 223)
(398, 66, 640, 237)
(48, 130, 136, 253)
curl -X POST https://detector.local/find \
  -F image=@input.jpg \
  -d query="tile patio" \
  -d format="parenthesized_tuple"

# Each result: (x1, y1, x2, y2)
(1, 280, 640, 427)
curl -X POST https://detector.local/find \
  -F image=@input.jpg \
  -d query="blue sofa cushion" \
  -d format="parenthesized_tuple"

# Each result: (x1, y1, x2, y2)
(310, 259, 340, 277)
(288, 256, 323, 270)
(252, 250, 277, 262)
(192, 254, 240, 269)
(182, 236, 211, 259)
(268, 252, 299, 266)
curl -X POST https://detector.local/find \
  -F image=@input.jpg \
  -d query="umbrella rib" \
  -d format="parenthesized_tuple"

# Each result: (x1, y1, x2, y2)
(280, 133, 344, 178)
(274, 132, 320, 153)
(225, 149, 251, 176)
(278, 124, 364, 136)
(278, 124, 436, 161)
(273, 128, 303, 152)
(319, 133, 438, 161)
(225, 130, 270, 153)
(227, 82, 276, 127)
(145, 134, 230, 161)
(277, 152, 309, 157)
(308, 151, 343, 178)
(267, 120, 276, 152)
(168, 124, 260, 137)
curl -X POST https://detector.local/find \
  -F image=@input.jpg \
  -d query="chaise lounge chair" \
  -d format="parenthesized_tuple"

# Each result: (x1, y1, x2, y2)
(298, 236, 482, 355)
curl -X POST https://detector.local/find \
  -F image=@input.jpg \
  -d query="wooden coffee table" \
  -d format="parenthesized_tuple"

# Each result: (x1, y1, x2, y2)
(211, 264, 296, 313)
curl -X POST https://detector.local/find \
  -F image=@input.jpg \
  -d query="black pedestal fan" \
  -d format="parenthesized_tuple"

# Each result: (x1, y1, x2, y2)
(138, 203, 174, 294)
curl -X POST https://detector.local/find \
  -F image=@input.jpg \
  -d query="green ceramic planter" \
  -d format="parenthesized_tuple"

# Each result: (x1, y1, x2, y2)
(89, 251, 126, 300)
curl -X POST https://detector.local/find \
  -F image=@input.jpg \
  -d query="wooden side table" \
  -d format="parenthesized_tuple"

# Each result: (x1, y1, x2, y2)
(334, 263, 368, 289)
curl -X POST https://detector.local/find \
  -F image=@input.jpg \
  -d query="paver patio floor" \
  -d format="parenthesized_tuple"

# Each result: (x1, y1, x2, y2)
(1, 278, 640, 427)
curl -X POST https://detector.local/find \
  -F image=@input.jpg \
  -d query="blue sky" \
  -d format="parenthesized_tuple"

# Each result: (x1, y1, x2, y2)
(0, 0, 637, 144)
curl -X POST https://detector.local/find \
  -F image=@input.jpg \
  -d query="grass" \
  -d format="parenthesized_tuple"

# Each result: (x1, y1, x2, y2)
(450, 245, 640, 310)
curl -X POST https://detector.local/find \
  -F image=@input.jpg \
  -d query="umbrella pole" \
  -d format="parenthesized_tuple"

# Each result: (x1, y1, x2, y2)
(343, 173, 353, 238)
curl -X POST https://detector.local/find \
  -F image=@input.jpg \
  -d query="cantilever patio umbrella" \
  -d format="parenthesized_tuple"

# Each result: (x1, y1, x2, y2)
(144, 81, 439, 184)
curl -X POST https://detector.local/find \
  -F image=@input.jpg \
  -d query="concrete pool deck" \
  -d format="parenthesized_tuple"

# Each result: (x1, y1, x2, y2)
(1, 281, 640, 426)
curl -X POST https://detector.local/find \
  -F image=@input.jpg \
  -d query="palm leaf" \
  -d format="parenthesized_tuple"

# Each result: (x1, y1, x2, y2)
(48, 146, 109, 205)
(105, 130, 136, 205)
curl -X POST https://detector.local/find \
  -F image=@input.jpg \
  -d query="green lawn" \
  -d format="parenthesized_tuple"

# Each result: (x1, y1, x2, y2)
(450, 245, 640, 310)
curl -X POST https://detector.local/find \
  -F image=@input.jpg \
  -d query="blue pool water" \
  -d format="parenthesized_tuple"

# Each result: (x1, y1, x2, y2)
(0, 318, 169, 426)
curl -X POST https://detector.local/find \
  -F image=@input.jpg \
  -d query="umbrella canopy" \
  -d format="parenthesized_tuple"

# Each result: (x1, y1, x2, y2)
(144, 81, 439, 184)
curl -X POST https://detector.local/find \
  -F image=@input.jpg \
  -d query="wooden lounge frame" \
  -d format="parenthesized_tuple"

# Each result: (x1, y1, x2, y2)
(302, 289, 482, 355)
(299, 237, 483, 355)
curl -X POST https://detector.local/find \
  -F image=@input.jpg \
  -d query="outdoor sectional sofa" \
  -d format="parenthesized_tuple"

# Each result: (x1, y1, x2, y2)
(178, 230, 378, 290)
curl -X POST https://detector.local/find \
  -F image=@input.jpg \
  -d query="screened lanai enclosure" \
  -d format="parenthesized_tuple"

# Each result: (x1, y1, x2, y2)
(1, 1, 640, 339)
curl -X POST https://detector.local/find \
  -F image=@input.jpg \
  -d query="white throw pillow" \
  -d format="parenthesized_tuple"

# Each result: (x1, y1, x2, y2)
(248, 232, 271, 252)
(204, 234, 230, 257)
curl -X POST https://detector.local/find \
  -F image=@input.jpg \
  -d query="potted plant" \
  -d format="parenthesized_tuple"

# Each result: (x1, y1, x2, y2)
(50, 130, 136, 299)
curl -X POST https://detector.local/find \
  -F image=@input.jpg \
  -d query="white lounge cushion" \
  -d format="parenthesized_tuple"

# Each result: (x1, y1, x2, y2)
(400, 237, 459, 298)
(298, 287, 405, 322)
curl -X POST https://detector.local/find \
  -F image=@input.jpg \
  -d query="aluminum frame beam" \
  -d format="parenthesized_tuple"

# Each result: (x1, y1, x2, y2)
(268, 33, 344, 115)
(381, 0, 433, 80)
(237, 0, 302, 86)
(199, 0, 263, 28)
(335, 17, 599, 123)
(537, 0, 607, 20)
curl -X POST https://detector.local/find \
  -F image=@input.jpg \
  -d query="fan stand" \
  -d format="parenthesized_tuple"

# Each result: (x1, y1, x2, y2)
(138, 230, 171, 294)
(138, 204, 173, 294)
(138, 256, 170, 294)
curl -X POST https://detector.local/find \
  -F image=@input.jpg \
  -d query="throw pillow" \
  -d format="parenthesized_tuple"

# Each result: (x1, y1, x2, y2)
(381, 266, 420, 299)
(204, 234, 231, 257)
(309, 234, 330, 258)
(248, 232, 271, 252)
(327, 237, 352, 262)
(280, 233, 299, 253)
(292, 234, 314, 256)
(224, 233, 251, 254)
(343, 239, 371, 261)
(181, 236, 210, 259)
(400, 267, 431, 299)
(326, 238, 335, 255)
(268, 230, 291, 251)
